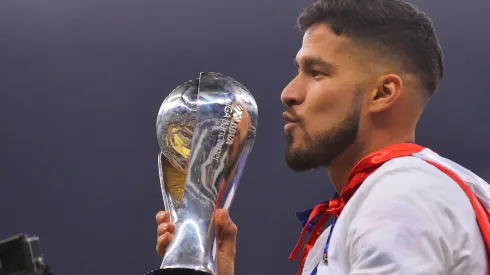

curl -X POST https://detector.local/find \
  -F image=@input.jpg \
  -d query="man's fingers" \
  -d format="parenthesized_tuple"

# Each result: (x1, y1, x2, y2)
(157, 222, 176, 237)
(155, 211, 174, 257)
(156, 232, 174, 257)
(215, 209, 238, 258)
(156, 211, 170, 224)
(156, 209, 237, 260)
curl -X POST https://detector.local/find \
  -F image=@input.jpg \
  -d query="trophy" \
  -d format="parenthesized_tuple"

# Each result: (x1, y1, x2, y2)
(147, 72, 258, 275)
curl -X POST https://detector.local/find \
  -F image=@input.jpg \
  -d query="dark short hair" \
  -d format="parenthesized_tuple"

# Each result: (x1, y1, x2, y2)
(298, 0, 444, 96)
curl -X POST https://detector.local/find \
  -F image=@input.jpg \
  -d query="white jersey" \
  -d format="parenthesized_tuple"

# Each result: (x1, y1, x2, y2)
(302, 149, 489, 275)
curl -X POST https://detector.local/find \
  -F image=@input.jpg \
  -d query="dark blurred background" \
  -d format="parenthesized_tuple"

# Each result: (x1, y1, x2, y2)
(1, 1, 489, 274)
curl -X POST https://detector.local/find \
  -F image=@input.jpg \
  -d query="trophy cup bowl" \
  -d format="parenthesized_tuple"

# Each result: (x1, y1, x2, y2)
(146, 72, 258, 275)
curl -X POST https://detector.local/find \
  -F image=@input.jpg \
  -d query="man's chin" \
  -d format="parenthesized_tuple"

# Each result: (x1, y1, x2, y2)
(286, 163, 315, 172)
(285, 153, 319, 172)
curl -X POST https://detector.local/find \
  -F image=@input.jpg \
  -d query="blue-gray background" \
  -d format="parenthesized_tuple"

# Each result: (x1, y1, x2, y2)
(1, 1, 489, 274)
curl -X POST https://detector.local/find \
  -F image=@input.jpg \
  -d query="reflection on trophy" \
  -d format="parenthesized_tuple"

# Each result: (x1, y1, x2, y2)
(146, 72, 258, 275)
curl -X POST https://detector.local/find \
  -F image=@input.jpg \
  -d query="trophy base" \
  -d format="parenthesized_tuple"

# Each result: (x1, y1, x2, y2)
(145, 268, 212, 275)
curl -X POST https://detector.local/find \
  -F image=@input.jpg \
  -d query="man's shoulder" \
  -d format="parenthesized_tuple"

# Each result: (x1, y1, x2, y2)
(337, 156, 487, 275)
(364, 155, 463, 196)
(346, 155, 476, 229)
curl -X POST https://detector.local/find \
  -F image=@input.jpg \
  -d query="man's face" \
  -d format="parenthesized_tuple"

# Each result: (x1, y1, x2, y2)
(281, 23, 366, 171)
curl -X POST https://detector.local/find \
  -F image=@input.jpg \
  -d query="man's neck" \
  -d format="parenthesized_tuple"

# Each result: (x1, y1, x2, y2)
(326, 137, 415, 194)
(326, 143, 365, 194)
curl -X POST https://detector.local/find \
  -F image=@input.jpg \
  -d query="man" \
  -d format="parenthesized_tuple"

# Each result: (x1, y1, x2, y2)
(156, 0, 490, 274)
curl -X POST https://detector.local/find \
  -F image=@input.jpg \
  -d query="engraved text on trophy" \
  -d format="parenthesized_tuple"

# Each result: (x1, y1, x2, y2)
(213, 104, 246, 162)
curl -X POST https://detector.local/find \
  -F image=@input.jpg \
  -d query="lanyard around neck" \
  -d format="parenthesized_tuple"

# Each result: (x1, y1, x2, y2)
(310, 217, 336, 275)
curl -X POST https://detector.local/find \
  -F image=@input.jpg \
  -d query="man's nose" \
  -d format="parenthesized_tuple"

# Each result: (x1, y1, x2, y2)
(281, 77, 304, 106)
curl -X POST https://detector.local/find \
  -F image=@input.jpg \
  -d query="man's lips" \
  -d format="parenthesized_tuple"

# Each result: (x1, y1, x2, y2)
(282, 112, 297, 123)
(283, 112, 298, 131)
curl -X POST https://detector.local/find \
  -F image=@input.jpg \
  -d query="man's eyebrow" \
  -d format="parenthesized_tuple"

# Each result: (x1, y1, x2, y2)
(294, 57, 335, 71)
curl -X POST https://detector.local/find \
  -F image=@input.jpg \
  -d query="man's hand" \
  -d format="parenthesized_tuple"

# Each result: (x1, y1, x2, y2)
(156, 209, 237, 275)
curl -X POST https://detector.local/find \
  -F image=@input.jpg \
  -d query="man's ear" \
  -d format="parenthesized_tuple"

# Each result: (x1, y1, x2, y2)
(368, 74, 402, 113)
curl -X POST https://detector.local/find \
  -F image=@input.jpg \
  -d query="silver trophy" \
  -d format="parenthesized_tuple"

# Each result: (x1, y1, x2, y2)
(147, 72, 258, 275)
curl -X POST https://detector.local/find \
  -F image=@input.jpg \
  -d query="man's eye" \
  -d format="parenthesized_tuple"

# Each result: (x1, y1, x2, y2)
(311, 70, 322, 77)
